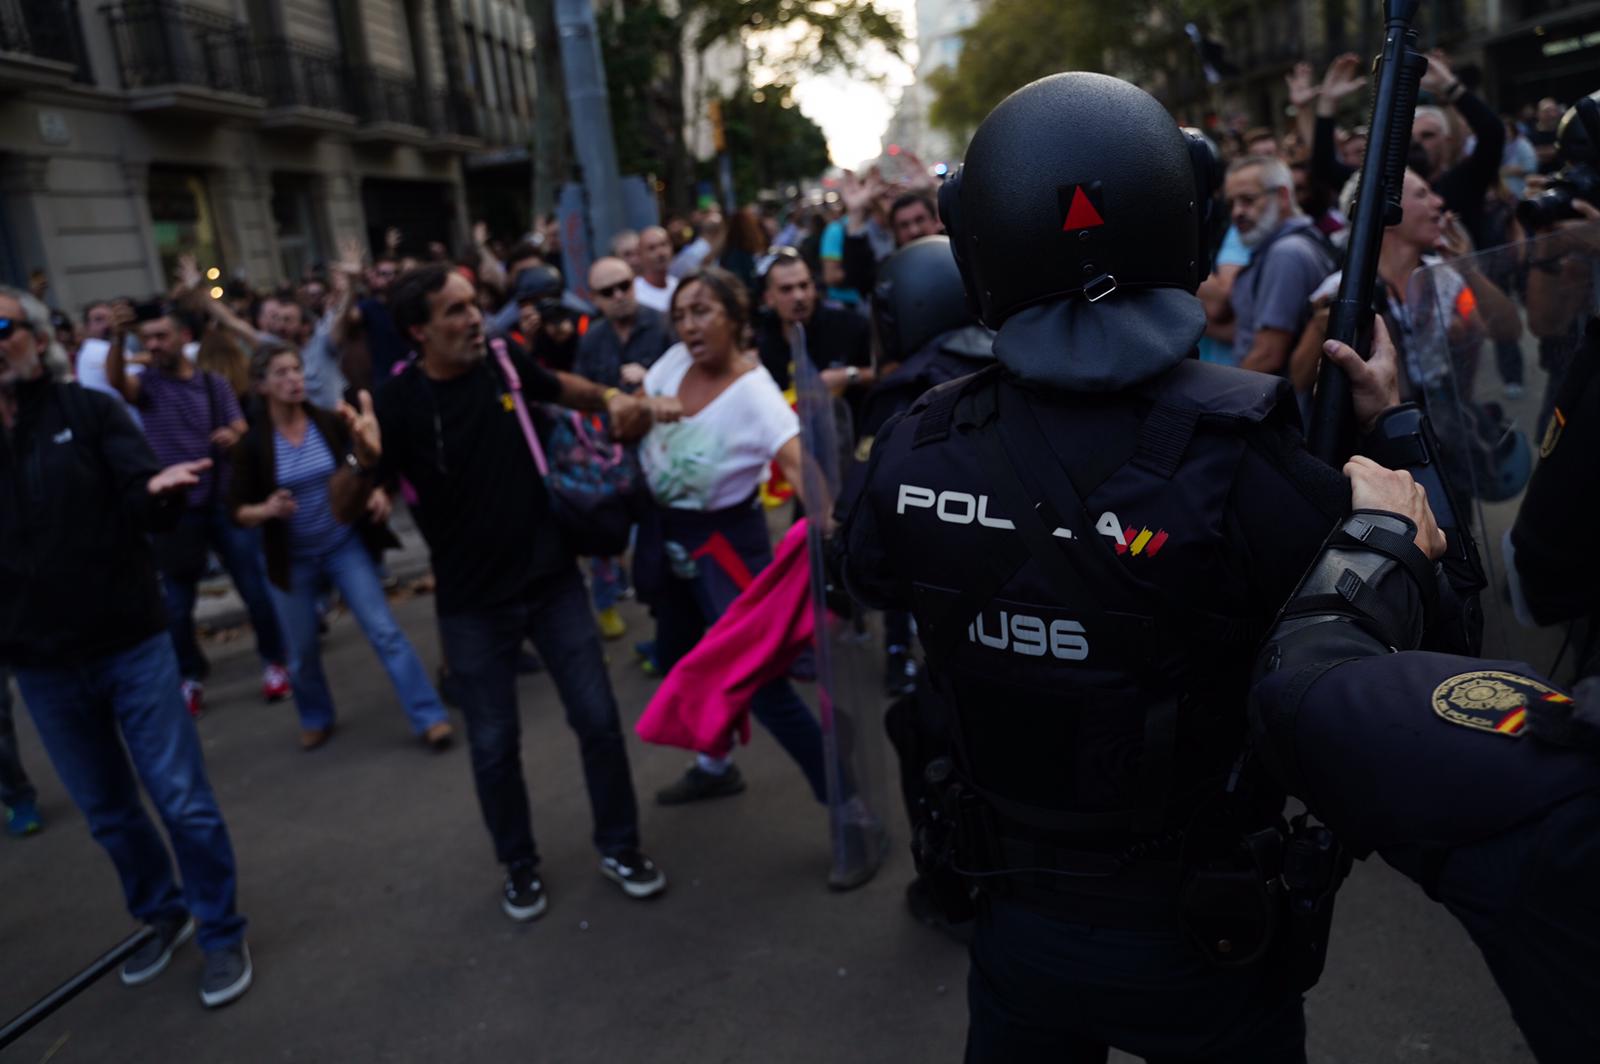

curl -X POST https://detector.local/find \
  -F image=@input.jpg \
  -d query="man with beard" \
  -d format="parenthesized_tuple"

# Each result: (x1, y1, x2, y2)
(344, 265, 676, 919)
(106, 306, 290, 716)
(755, 249, 872, 398)
(1224, 156, 1336, 375)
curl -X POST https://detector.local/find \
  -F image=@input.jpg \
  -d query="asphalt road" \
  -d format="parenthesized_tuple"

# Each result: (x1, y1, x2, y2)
(1, 589, 1533, 1063)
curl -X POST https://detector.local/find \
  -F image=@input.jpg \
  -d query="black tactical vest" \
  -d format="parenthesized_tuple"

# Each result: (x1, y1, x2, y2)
(866, 360, 1294, 845)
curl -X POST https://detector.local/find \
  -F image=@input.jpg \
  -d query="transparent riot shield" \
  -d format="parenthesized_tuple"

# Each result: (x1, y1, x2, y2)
(790, 326, 893, 886)
(1405, 223, 1600, 671)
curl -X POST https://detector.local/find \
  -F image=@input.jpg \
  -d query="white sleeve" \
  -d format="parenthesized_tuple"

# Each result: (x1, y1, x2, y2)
(749, 369, 800, 457)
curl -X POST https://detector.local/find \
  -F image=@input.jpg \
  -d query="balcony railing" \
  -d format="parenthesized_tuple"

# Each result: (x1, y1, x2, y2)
(351, 65, 425, 128)
(259, 37, 350, 113)
(427, 88, 479, 139)
(0, 0, 90, 78)
(102, 0, 259, 96)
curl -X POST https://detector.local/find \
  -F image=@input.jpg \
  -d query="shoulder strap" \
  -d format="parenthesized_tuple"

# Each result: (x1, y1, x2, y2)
(1248, 224, 1336, 302)
(1130, 403, 1201, 479)
(490, 338, 549, 478)
(911, 363, 1002, 449)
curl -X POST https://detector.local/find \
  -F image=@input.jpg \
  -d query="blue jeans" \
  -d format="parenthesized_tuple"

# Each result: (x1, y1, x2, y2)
(650, 506, 829, 804)
(0, 666, 38, 808)
(437, 567, 641, 866)
(163, 504, 286, 680)
(589, 556, 625, 611)
(965, 899, 1305, 1063)
(269, 534, 446, 734)
(13, 634, 246, 951)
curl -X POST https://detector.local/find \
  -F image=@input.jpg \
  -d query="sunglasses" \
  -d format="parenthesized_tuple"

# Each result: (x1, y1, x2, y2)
(0, 317, 17, 341)
(593, 281, 631, 298)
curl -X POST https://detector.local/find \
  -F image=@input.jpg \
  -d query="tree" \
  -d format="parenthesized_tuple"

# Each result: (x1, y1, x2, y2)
(720, 86, 832, 201)
(928, 0, 1220, 147)
(599, 0, 905, 211)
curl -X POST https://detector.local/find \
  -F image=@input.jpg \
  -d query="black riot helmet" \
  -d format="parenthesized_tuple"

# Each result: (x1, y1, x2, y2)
(871, 235, 975, 363)
(939, 72, 1216, 329)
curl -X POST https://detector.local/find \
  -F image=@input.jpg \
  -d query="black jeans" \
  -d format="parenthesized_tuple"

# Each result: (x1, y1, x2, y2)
(965, 898, 1306, 1063)
(0, 667, 38, 808)
(437, 567, 641, 867)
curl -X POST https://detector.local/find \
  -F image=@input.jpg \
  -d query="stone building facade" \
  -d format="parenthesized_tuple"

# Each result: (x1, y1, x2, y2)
(0, 0, 539, 313)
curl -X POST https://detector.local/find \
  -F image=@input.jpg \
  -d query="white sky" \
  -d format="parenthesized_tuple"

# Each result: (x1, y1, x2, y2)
(788, 0, 920, 170)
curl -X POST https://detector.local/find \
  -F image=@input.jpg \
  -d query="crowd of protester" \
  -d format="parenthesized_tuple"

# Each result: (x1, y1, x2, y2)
(0, 146, 951, 1008)
(4, 42, 1596, 1021)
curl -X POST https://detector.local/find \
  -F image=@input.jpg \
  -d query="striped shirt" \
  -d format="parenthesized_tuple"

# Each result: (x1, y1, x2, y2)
(138, 369, 239, 509)
(273, 421, 351, 559)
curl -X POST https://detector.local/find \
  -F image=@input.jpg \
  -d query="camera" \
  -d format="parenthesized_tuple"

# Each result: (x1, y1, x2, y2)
(1516, 162, 1600, 229)
(1518, 94, 1600, 230)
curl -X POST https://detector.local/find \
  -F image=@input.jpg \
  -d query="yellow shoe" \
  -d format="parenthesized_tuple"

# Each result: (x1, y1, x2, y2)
(597, 607, 627, 641)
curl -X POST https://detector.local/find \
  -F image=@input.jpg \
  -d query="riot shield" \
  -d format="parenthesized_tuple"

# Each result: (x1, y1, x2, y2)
(790, 325, 893, 888)
(1405, 223, 1600, 671)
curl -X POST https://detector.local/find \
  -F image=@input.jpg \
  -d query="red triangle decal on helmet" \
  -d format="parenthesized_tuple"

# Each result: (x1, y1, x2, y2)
(1062, 186, 1105, 231)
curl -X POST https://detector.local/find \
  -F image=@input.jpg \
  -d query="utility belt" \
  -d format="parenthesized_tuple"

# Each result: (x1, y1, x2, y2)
(915, 756, 1351, 990)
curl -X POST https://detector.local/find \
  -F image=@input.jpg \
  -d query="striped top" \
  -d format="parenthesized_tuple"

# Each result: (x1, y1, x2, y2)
(273, 421, 352, 559)
(138, 369, 239, 508)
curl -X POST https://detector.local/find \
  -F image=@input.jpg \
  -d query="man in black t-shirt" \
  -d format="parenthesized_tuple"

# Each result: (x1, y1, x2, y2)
(755, 250, 874, 400)
(343, 265, 678, 920)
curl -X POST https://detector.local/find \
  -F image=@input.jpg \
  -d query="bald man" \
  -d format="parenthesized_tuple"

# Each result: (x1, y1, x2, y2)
(633, 227, 679, 314)
(611, 230, 642, 276)
(577, 257, 672, 389)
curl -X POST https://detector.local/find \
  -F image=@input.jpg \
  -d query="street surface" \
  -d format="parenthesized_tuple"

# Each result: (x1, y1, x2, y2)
(2, 570, 1534, 1063)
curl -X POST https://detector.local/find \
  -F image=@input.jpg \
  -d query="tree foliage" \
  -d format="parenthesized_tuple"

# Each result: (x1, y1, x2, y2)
(599, 0, 905, 210)
(720, 87, 832, 202)
(928, 0, 1217, 146)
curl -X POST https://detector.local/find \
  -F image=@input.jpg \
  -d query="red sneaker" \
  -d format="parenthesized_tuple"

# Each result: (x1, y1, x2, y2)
(182, 680, 205, 718)
(262, 664, 291, 703)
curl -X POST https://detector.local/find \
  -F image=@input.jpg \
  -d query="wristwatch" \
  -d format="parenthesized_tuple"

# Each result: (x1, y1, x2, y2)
(845, 366, 861, 385)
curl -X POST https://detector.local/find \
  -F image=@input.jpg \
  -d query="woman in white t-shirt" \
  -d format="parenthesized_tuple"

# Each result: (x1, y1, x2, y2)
(636, 268, 881, 885)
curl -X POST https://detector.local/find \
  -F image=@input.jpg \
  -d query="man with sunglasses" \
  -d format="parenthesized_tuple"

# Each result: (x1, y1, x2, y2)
(0, 286, 254, 1008)
(576, 257, 672, 390)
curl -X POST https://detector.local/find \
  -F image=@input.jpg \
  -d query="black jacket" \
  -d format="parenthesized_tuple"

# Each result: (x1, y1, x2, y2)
(0, 378, 180, 666)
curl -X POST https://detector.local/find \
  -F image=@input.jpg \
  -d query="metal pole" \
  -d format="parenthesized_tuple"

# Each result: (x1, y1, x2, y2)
(553, 0, 625, 255)
(0, 927, 157, 1051)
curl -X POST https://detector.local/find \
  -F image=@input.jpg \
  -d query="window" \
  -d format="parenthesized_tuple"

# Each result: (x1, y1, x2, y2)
(147, 168, 223, 285)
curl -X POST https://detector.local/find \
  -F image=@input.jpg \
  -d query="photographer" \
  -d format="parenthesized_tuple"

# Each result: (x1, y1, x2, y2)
(1251, 457, 1600, 1064)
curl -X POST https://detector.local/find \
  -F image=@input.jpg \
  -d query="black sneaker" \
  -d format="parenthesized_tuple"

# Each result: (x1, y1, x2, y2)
(198, 941, 253, 1008)
(599, 849, 667, 899)
(120, 914, 194, 987)
(502, 862, 548, 922)
(655, 764, 747, 805)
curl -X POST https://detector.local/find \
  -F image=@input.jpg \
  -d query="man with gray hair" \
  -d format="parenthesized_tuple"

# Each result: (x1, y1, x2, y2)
(1409, 53, 1503, 246)
(1223, 155, 1336, 374)
(0, 284, 253, 1007)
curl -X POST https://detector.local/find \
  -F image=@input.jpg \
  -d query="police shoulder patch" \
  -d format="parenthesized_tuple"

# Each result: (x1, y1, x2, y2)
(1430, 669, 1571, 738)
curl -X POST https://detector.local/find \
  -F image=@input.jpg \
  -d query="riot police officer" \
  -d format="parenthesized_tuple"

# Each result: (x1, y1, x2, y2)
(1252, 457, 1600, 1064)
(839, 72, 1446, 1061)
(860, 234, 996, 697)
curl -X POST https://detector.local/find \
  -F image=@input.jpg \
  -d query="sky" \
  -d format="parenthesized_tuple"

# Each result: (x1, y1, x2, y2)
(788, 0, 920, 170)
